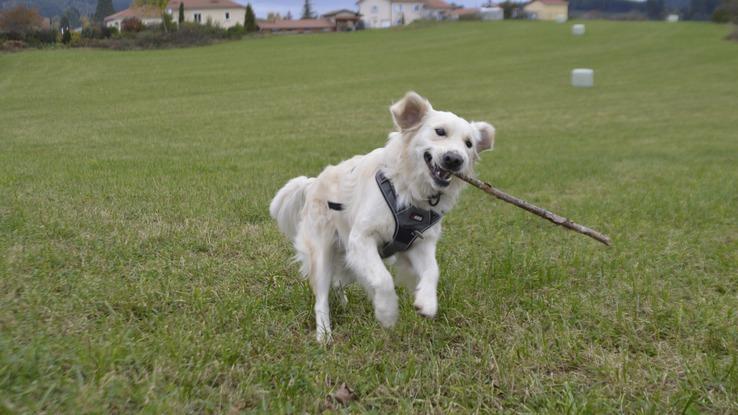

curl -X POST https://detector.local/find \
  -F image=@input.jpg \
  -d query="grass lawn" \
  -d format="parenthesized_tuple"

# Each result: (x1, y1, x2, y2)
(1, 20, 737, 413)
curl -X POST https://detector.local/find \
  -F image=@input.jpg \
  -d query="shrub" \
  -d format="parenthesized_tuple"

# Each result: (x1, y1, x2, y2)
(0, 5, 43, 38)
(122, 17, 144, 33)
(713, 8, 732, 21)
(69, 31, 82, 46)
(23, 29, 57, 46)
(2, 39, 27, 51)
(162, 12, 176, 32)
(62, 28, 72, 44)
(82, 24, 117, 39)
(227, 23, 245, 37)
(458, 13, 482, 21)
(57, 20, 251, 50)
(728, 25, 738, 40)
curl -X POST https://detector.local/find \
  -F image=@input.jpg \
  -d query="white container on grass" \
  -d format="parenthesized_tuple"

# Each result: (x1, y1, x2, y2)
(571, 68, 594, 88)
(572, 24, 585, 36)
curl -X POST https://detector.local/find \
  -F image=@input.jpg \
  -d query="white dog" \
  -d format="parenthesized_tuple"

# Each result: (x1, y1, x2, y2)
(270, 92, 495, 342)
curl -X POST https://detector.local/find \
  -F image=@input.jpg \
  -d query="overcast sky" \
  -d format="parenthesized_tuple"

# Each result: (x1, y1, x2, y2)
(249, 0, 482, 18)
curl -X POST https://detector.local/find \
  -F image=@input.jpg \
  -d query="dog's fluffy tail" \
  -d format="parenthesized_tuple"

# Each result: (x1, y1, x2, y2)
(269, 176, 314, 241)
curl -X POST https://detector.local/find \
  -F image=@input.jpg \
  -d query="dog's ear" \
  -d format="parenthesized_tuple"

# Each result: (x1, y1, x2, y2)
(472, 121, 495, 152)
(390, 91, 432, 131)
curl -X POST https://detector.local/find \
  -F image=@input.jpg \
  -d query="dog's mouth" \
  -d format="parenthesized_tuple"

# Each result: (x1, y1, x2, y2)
(424, 151, 451, 187)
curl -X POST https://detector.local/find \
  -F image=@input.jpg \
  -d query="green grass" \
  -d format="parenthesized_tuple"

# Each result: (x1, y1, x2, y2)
(1, 20, 737, 413)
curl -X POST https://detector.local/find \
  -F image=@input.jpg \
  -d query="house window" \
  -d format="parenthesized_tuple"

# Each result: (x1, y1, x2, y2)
(194, 13, 202, 23)
(394, 4, 403, 11)
(414, 4, 420, 11)
(371, 5, 378, 13)
(225, 12, 230, 20)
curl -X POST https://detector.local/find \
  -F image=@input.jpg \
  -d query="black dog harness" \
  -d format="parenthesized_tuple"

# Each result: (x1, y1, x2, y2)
(327, 171, 442, 258)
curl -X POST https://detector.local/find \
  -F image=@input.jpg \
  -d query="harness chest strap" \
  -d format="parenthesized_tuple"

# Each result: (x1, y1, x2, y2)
(375, 171, 442, 258)
(326, 171, 442, 258)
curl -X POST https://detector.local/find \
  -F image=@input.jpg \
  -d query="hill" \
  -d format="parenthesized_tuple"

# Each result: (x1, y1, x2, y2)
(0, 0, 131, 17)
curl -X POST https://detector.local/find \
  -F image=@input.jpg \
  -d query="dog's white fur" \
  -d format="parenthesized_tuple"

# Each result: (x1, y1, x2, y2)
(270, 92, 495, 342)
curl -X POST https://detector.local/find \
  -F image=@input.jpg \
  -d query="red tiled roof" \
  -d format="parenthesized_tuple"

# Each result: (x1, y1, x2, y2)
(166, 0, 244, 10)
(537, 0, 567, 4)
(259, 19, 335, 30)
(382, 0, 453, 8)
(424, 0, 454, 9)
(104, 5, 162, 22)
(322, 9, 360, 17)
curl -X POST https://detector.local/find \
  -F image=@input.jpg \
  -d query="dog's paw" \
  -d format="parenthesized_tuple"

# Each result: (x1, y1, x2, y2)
(316, 328, 333, 344)
(413, 296, 437, 319)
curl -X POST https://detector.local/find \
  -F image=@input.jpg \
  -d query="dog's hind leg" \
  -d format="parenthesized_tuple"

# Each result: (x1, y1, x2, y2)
(295, 224, 335, 343)
(312, 253, 333, 343)
(331, 255, 351, 307)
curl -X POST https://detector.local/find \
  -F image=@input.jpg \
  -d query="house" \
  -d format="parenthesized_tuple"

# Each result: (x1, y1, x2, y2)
(523, 0, 568, 21)
(322, 9, 362, 31)
(480, 6, 504, 20)
(357, 0, 453, 29)
(259, 10, 363, 34)
(104, 6, 163, 30)
(165, 0, 245, 29)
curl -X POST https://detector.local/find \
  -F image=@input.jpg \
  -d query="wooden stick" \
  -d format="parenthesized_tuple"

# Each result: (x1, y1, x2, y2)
(452, 172, 612, 247)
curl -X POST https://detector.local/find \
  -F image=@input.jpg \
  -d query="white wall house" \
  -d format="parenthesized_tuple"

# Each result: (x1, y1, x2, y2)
(104, 6, 163, 30)
(165, 0, 246, 29)
(357, 0, 453, 28)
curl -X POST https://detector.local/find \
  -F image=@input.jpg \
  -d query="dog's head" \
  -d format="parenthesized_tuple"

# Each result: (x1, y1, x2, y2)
(390, 91, 495, 190)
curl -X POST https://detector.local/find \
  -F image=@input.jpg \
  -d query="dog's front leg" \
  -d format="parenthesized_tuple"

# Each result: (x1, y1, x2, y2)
(405, 241, 439, 318)
(346, 232, 398, 328)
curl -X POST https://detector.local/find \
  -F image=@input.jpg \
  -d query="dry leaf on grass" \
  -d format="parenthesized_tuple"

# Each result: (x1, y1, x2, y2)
(333, 383, 356, 405)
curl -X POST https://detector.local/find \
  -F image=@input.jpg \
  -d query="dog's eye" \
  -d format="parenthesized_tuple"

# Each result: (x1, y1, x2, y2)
(435, 128, 446, 137)
(465, 139, 473, 148)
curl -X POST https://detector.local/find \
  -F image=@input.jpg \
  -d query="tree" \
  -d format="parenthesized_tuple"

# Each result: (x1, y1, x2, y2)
(267, 12, 282, 22)
(687, 0, 721, 19)
(134, 0, 170, 9)
(285, 10, 293, 20)
(94, 0, 115, 22)
(301, 0, 316, 19)
(178, 2, 185, 24)
(0, 5, 43, 37)
(64, 7, 82, 28)
(713, 0, 738, 22)
(499, 1, 515, 19)
(646, 0, 665, 19)
(60, 15, 71, 43)
(245, 3, 257, 32)
(162, 11, 175, 32)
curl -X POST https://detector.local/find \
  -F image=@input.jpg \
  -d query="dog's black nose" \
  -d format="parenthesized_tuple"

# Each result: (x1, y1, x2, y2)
(441, 152, 463, 171)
